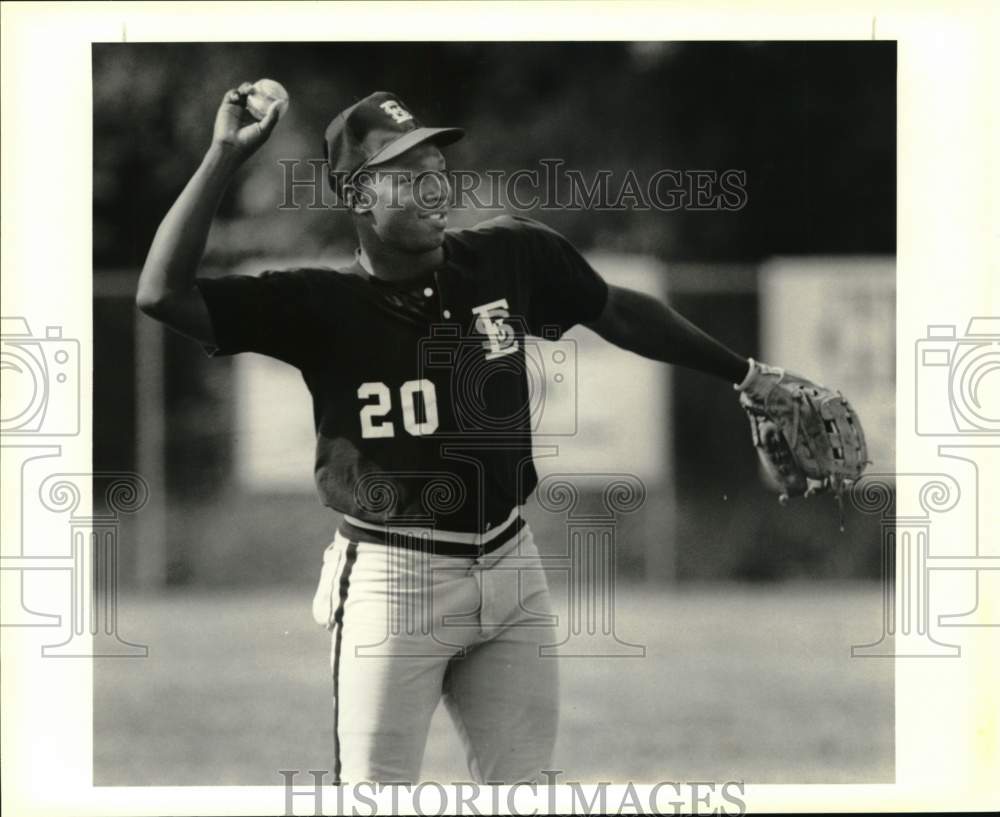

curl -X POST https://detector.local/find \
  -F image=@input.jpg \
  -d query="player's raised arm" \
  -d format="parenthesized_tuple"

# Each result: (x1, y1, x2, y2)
(585, 283, 751, 383)
(135, 83, 284, 344)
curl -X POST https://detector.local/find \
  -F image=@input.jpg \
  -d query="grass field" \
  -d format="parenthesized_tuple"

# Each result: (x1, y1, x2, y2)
(95, 581, 892, 785)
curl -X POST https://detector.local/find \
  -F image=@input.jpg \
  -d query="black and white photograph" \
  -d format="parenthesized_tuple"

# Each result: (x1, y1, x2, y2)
(2, 3, 997, 816)
(101, 37, 896, 788)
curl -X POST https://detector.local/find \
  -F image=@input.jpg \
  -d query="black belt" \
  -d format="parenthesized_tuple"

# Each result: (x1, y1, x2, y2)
(338, 514, 525, 557)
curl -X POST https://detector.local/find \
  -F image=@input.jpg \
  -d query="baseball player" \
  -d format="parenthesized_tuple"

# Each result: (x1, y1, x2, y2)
(137, 86, 865, 784)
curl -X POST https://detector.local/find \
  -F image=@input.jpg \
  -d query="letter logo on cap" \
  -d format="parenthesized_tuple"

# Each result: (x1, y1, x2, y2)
(380, 100, 413, 125)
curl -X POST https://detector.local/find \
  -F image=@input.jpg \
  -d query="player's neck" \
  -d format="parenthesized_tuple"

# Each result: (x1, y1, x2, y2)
(357, 243, 443, 282)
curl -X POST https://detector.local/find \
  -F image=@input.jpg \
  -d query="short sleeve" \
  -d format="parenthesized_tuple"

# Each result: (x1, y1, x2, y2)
(504, 216, 609, 337)
(194, 270, 318, 366)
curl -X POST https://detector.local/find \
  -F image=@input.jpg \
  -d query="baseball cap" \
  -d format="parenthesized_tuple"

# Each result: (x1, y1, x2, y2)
(324, 91, 464, 200)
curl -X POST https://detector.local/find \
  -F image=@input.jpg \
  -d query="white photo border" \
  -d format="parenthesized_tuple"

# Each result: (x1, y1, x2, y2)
(1, 1, 997, 814)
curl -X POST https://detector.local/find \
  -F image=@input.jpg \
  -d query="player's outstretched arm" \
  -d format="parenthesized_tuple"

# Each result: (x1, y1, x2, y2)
(136, 84, 282, 344)
(588, 284, 870, 501)
(585, 283, 750, 383)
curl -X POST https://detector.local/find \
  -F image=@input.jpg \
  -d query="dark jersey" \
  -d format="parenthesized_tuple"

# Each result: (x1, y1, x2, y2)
(196, 215, 608, 532)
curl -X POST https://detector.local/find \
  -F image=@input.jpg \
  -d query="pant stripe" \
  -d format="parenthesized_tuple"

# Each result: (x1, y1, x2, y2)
(332, 539, 359, 784)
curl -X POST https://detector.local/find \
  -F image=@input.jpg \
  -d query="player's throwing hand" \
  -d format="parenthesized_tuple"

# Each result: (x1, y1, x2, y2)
(212, 81, 283, 159)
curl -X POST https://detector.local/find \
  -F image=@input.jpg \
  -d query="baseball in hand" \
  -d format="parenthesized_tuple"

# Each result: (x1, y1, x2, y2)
(246, 78, 289, 121)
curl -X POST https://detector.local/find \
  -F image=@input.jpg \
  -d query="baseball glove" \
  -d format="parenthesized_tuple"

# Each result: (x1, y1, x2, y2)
(736, 359, 870, 506)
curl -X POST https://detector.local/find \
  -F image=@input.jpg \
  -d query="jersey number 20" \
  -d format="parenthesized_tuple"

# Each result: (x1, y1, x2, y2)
(358, 379, 439, 439)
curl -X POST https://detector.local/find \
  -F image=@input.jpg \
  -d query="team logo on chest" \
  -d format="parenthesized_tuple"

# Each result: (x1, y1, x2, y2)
(471, 298, 519, 360)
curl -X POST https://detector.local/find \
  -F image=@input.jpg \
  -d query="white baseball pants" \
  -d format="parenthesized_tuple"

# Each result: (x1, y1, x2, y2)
(311, 521, 559, 784)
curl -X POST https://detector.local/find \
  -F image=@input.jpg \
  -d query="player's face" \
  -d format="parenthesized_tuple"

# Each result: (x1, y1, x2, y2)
(359, 142, 451, 253)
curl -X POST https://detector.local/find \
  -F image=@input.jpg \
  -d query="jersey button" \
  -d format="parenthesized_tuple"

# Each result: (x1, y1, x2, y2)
(443, 309, 451, 319)
(423, 287, 434, 297)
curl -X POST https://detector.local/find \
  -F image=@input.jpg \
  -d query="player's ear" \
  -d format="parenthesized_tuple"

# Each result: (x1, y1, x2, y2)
(347, 170, 378, 215)
(346, 186, 372, 216)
